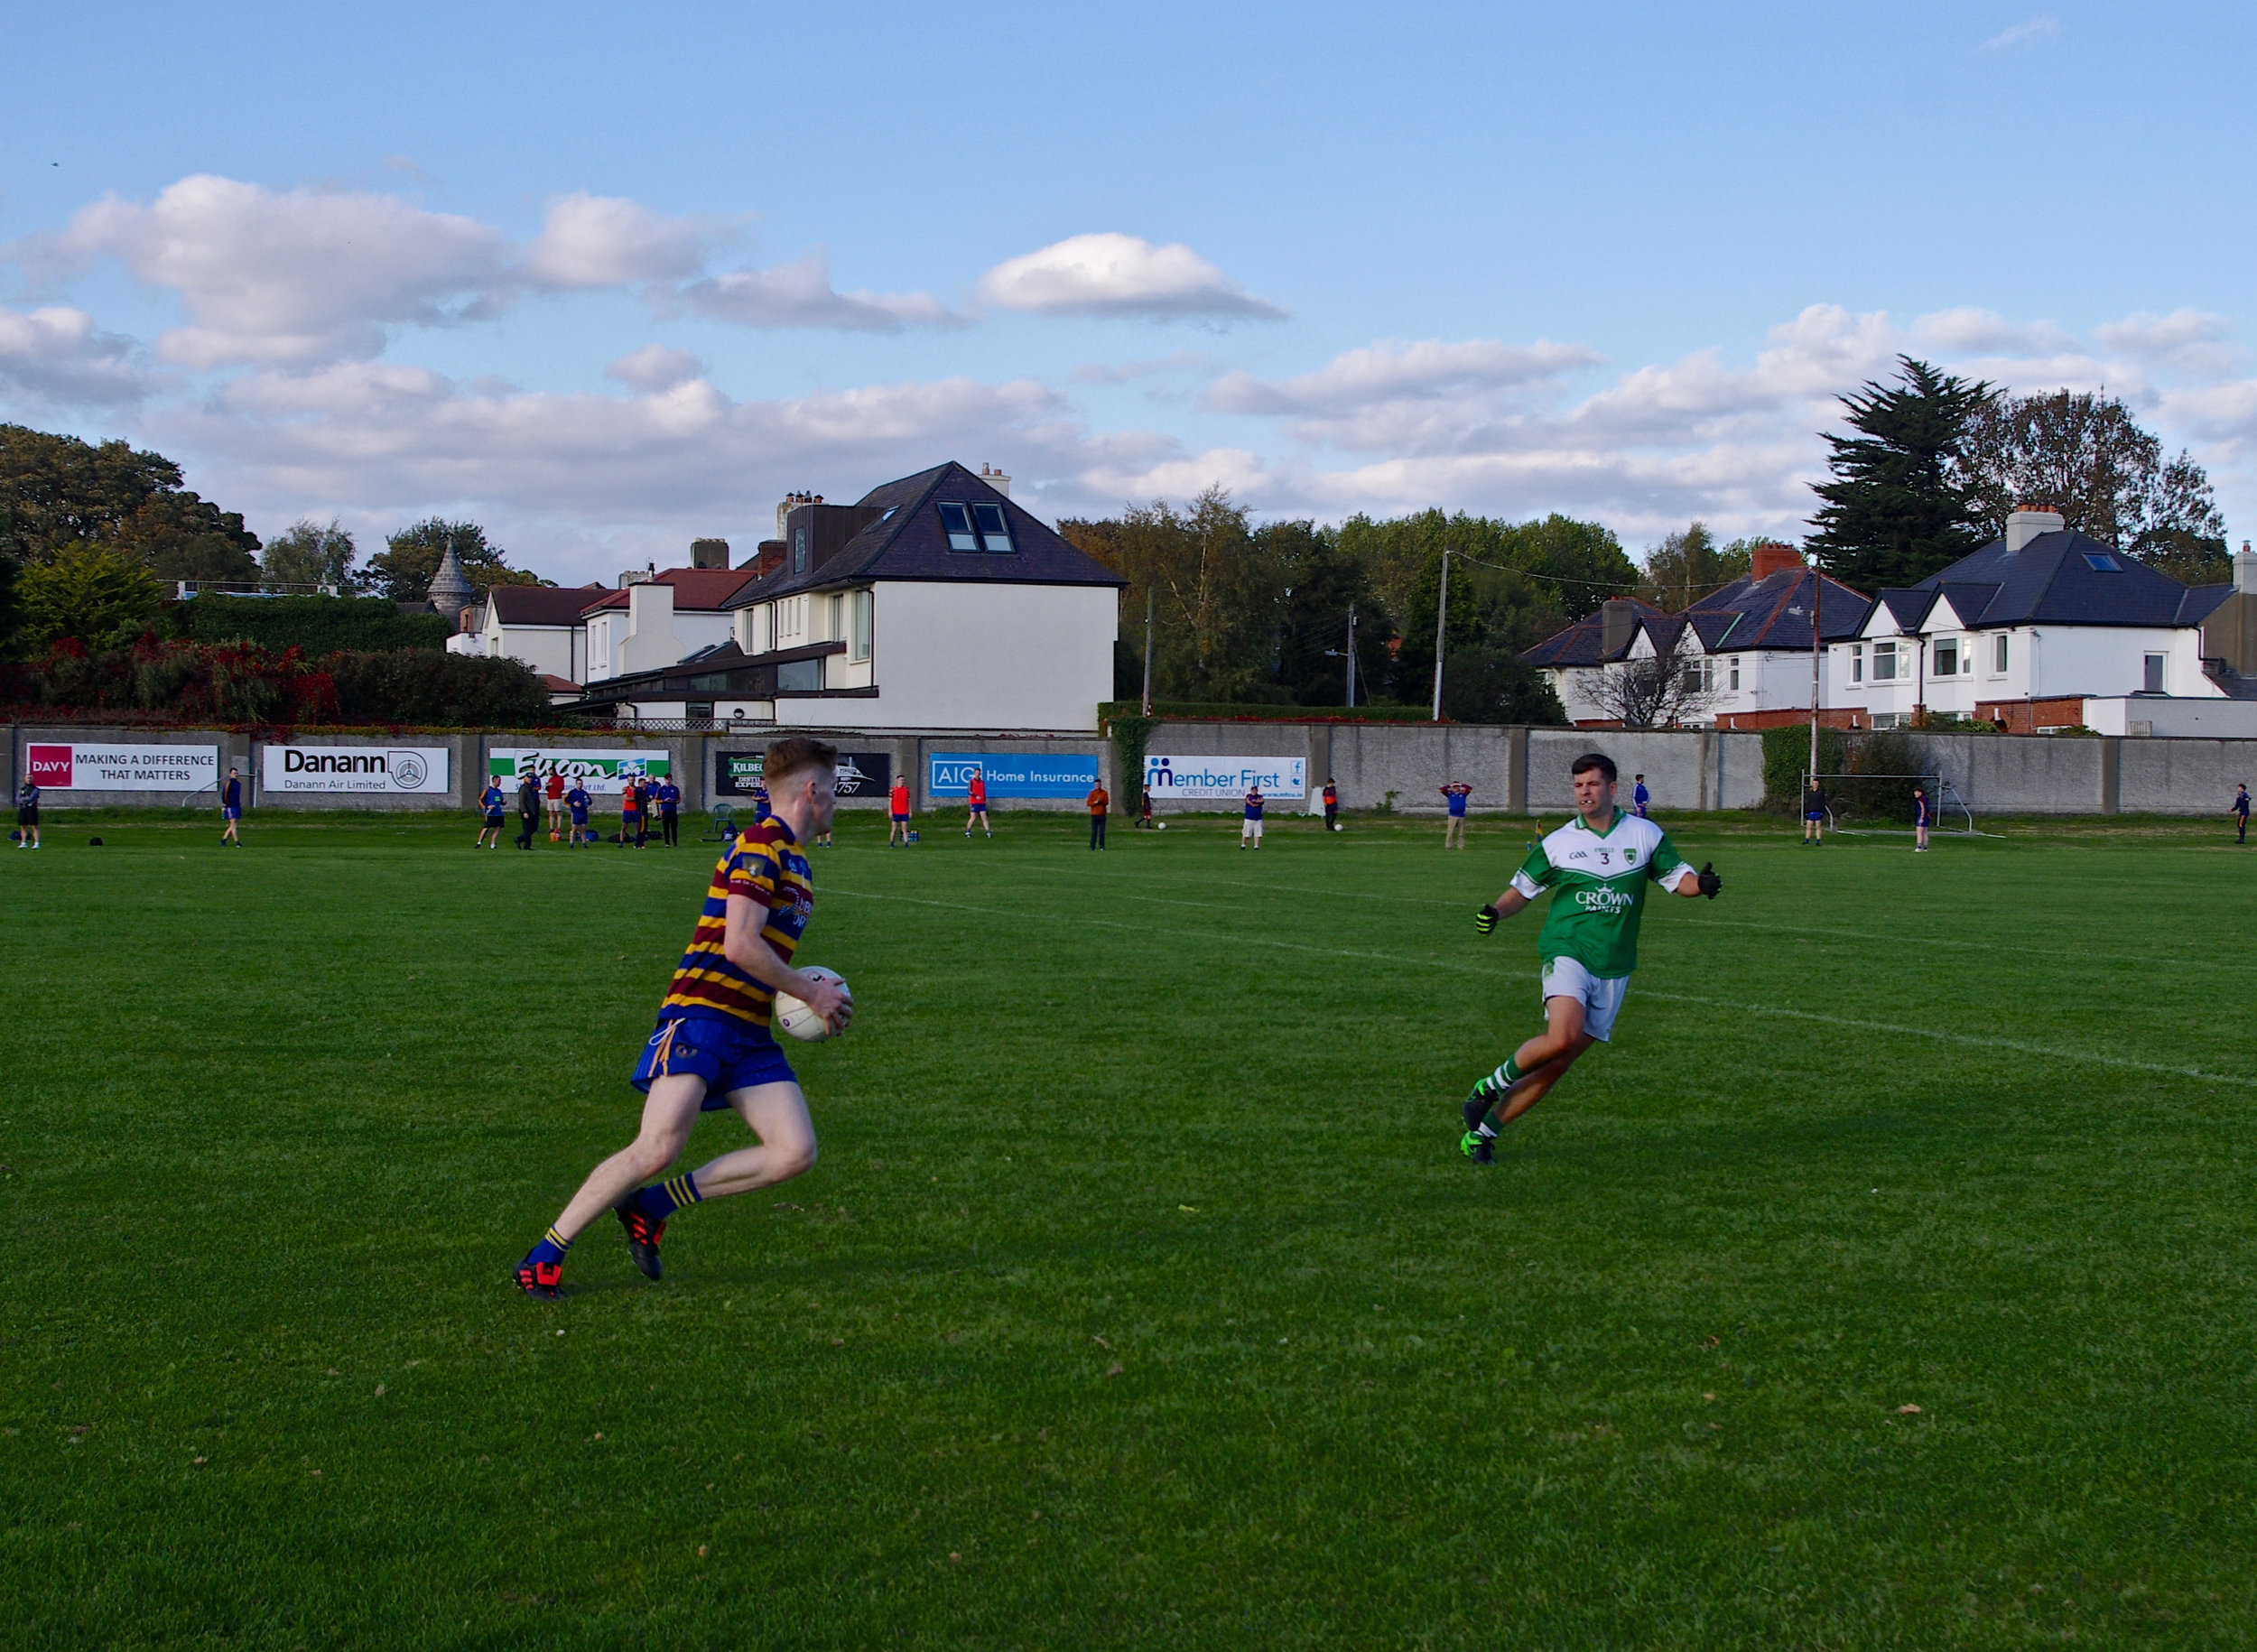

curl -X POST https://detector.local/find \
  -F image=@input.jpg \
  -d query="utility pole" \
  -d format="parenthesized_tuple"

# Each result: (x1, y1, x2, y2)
(1140, 585, 1155, 718)
(1807, 552, 1823, 792)
(1430, 545, 1451, 722)
(1344, 603, 1357, 708)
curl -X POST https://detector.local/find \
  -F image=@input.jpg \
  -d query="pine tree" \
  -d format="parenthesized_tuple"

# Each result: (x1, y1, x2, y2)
(1807, 357, 1992, 590)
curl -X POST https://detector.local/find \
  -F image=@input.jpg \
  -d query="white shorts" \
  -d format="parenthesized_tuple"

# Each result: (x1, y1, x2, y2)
(1241, 819, 1263, 839)
(1540, 955, 1630, 1043)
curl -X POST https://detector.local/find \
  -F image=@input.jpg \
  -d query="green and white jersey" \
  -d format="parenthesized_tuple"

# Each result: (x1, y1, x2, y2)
(1509, 808, 1693, 979)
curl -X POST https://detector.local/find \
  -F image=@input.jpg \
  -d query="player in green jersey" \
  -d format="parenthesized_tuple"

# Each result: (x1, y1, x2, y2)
(1459, 752, 1720, 1163)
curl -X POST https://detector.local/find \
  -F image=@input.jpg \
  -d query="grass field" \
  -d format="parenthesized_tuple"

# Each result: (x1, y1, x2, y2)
(5, 802, 2255, 1648)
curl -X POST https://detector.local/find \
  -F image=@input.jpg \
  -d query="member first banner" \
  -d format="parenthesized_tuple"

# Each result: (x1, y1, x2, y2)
(1143, 755, 1306, 801)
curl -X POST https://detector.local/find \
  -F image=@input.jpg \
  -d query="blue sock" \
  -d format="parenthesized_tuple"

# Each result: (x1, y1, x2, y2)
(525, 1226, 572, 1267)
(632, 1173, 702, 1220)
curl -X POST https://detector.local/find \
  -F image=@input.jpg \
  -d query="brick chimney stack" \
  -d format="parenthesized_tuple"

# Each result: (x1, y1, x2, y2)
(1751, 542, 1803, 581)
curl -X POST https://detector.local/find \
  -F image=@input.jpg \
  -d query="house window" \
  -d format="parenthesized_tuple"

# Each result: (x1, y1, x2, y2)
(1934, 638, 1957, 675)
(1728, 657, 1740, 691)
(1993, 635, 2009, 673)
(1850, 644, 1863, 683)
(1679, 657, 1714, 694)
(851, 589, 872, 662)
(972, 502, 1013, 552)
(939, 502, 980, 552)
(2143, 652, 2165, 693)
(777, 658, 822, 692)
(793, 526, 809, 574)
(822, 594, 843, 642)
(1873, 641, 1898, 682)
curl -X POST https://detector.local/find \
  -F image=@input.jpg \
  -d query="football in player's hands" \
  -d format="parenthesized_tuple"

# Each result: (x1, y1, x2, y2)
(1474, 903, 1499, 934)
(1696, 861, 1721, 899)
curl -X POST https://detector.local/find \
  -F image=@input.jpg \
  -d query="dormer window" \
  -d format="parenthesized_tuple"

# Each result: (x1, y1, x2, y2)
(972, 502, 1012, 552)
(939, 502, 979, 551)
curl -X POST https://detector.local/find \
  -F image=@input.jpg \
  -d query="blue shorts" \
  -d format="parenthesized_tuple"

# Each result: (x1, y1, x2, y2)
(1805, 810, 1825, 821)
(223, 807, 241, 821)
(632, 1015, 796, 1109)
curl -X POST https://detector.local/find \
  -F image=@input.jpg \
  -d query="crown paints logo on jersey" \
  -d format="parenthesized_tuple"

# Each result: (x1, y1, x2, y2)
(1574, 885, 1635, 914)
(1142, 756, 1306, 800)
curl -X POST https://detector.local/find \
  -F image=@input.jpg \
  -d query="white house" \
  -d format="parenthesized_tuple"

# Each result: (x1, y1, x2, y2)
(1827, 510, 2243, 732)
(562, 462, 1123, 732)
(449, 584, 606, 682)
(581, 567, 759, 683)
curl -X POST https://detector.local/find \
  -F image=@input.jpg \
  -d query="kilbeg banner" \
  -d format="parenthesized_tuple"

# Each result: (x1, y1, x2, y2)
(264, 746, 450, 794)
(929, 752, 1101, 799)
(23, 742, 219, 792)
(717, 749, 894, 798)
(1143, 755, 1306, 801)
(488, 748, 671, 795)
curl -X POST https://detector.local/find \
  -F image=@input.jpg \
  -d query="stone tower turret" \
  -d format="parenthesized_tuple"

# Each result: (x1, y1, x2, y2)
(427, 545, 474, 622)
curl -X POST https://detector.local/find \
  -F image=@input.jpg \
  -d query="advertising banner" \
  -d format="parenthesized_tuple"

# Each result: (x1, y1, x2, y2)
(929, 751, 1100, 800)
(23, 742, 218, 792)
(264, 745, 450, 794)
(716, 748, 893, 799)
(1143, 754, 1306, 801)
(488, 748, 670, 795)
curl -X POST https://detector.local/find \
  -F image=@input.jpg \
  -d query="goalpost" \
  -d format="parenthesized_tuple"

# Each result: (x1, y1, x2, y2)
(1802, 770, 1981, 836)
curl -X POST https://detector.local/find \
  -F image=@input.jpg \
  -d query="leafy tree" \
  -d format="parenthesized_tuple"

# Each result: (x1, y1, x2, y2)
(1957, 389, 2227, 575)
(1637, 522, 1756, 612)
(17, 544, 166, 648)
(1261, 520, 1395, 706)
(1807, 357, 1992, 589)
(261, 518, 362, 592)
(0, 552, 20, 659)
(365, 519, 542, 602)
(0, 423, 261, 582)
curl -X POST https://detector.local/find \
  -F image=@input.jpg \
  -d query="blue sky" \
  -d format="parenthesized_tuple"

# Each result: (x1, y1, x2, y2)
(5, 1, 2252, 583)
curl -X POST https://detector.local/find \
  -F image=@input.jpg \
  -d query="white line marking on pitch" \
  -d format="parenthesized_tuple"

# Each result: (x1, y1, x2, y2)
(827, 886, 2256, 1091)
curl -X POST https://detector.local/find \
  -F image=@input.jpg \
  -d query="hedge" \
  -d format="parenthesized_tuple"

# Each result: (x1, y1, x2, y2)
(176, 594, 452, 654)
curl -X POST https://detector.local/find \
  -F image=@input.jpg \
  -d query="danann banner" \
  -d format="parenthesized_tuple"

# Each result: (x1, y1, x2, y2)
(264, 746, 451, 794)
(1142, 755, 1306, 801)
(928, 751, 1101, 799)
(23, 742, 219, 792)
(488, 748, 672, 794)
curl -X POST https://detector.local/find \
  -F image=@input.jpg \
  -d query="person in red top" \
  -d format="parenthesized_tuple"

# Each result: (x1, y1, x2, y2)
(964, 767, 991, 839)
(543, 771, 565, 838)
(1086, 780, 1110, 849)
(888, 777, 913, 846)
(1323, 778, 1340, 831)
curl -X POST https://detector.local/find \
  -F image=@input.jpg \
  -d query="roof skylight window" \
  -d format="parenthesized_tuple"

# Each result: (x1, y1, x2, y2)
(2084, 552, 2120, 571)
(971, 502, 1013, 552)
(938, 502, 979, 552)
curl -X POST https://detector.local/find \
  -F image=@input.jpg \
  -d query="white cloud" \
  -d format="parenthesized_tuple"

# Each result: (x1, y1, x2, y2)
(0, 305, 155, 406)
(976, 233, 1286, 320)
(527, 193, 723, 289)
(1204, 338, 1598, 417)
(675, 250, 958, 332)
(1980, 14, 2058, 51)
(604, 344, 706, 392)
(1070, 350, 1213, 385)
(11, 174, 512, 367)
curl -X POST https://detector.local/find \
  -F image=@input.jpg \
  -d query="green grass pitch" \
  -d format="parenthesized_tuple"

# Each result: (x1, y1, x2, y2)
(4, 803, 2254, 1648)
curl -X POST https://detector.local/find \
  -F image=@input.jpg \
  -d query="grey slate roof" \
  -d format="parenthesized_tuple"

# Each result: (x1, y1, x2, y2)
(1519, 599, 1674, 667)
(725, 462, 1125, 608)
(1910, 530, 2212, 627)
(1680, 566, 1871, 651)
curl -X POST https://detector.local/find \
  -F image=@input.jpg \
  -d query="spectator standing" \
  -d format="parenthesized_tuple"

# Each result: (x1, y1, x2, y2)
(656, 776, 683, 846)
(1632, 775, 1651, 819)
(1323, 777, 1339, 831)
(566, 781, 592, 846)
(1913, 785, 1931, 853)
(1087, 779, 1110, 849)
(1802, 781, 1827, 846)
(749, 779, 771, 824)
(15, 777, 40, 849)
(477, 778, 507, 848)
(620, 777, 645, 848)
(219, 766, 246, 848)
(888, 776, 913, 846)
(515, 775, 542, 849)
(1440, 781, 1471, 849)
(1137, 785, 1156, 829)
(2234, 783, 2250, 845)
(1240, 785, 1265, 849)
(544, 772, 566, 838)
(964, 768, 991, 839)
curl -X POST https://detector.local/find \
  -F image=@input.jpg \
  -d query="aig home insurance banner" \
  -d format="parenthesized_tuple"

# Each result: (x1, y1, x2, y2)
(929, 751, 1100, 800)
(716, 749, 893, 799)
(1144, 755, 1306, 801)
(489, 748, 671, 795)
(23, 742, 218, 792)
(264, 746, 450, 794)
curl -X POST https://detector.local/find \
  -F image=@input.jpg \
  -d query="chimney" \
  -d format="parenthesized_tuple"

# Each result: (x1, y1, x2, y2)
(776, 491, 823, 539)
(980, 462, 1011, 497)
(1751, 542, 1803, 581)
(752, 539, 787, 578)
(2238, 541, 2256, 595)
(2006, 506, 2066, 552)
(1601, 598, 1638, 657)
(691, 537, 730, 570)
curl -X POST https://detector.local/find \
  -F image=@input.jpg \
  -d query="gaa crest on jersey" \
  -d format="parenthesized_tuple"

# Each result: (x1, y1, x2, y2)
(1626, 848, 1639, 864)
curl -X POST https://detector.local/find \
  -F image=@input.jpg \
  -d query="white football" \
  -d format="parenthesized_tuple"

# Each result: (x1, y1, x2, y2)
(774, 966, 850, 1043)
(1156, 821, 1167, 831)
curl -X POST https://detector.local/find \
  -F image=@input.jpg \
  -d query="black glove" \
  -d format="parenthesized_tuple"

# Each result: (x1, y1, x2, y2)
(1696, 861, 1721, 899)
(1475, 903, 1499, 935)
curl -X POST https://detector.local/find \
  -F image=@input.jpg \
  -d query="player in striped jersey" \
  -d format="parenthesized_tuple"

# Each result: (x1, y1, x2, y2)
(514, 737, 852, 1297)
